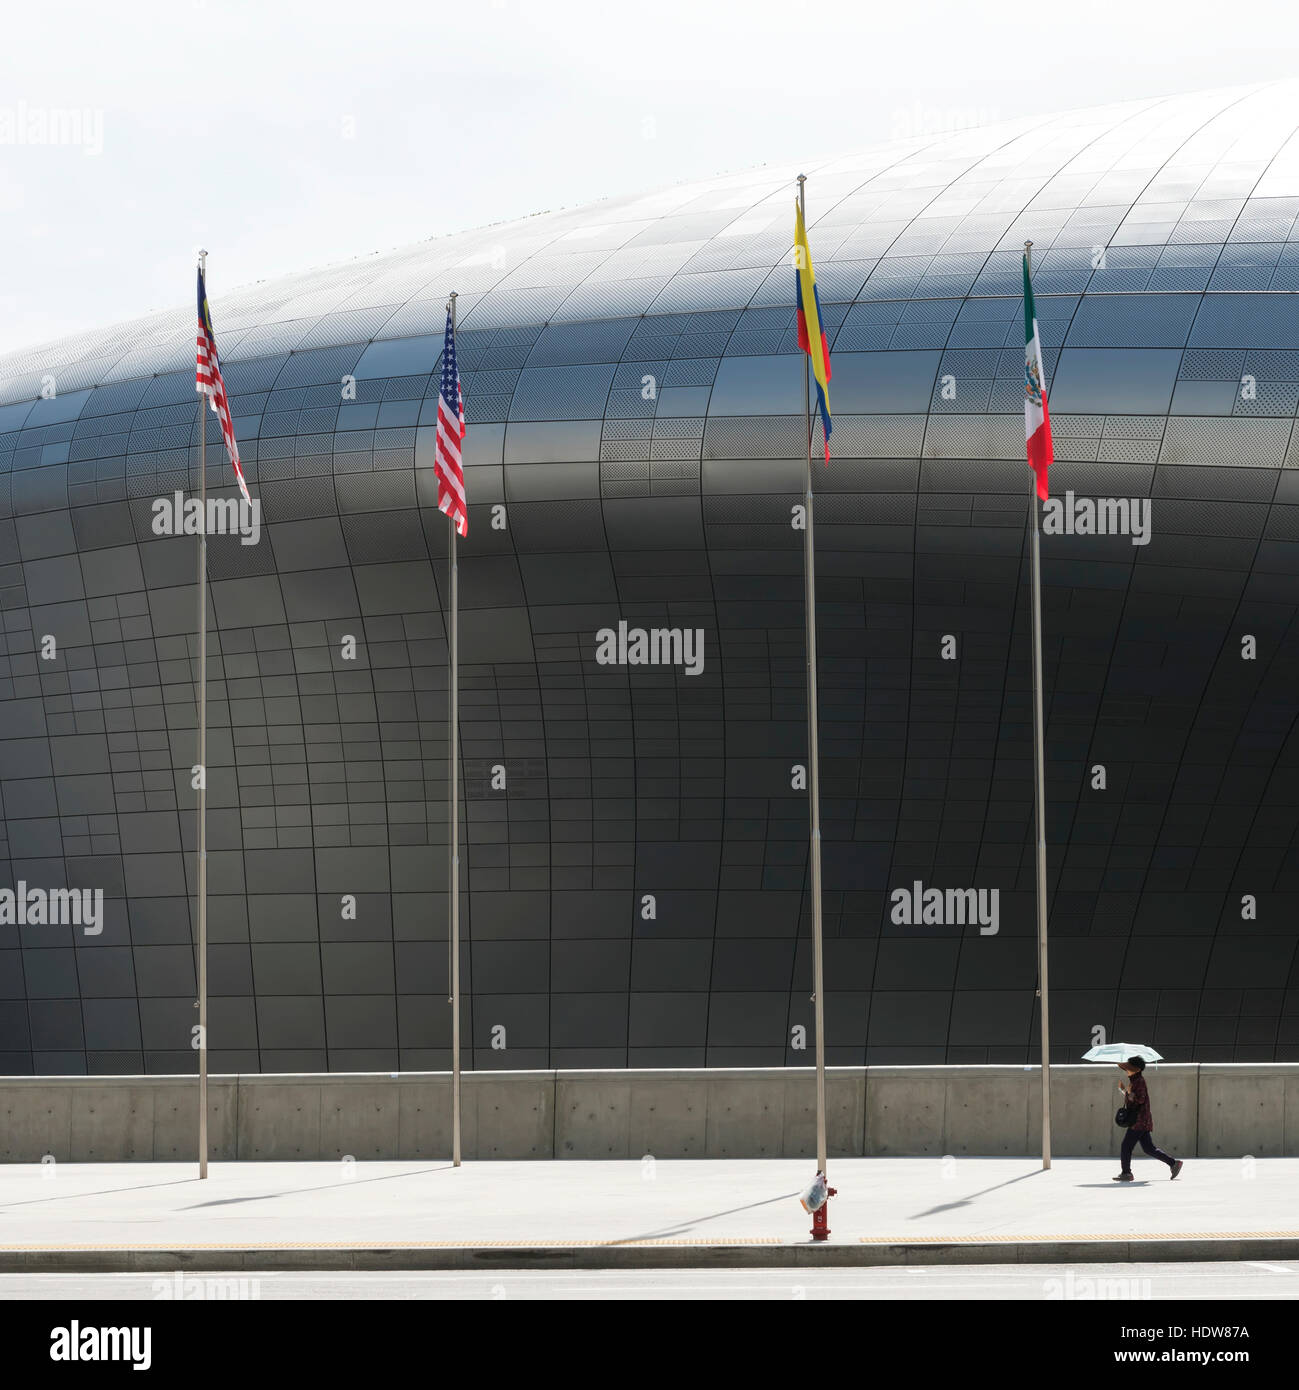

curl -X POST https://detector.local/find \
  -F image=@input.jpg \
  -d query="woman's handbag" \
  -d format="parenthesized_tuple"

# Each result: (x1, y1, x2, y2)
(1115, 1103, 1138, 1128)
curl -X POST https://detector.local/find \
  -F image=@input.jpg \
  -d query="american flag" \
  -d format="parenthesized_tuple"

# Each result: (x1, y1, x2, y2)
(435, 308, 467, 537)
(196, 266, 251, 504)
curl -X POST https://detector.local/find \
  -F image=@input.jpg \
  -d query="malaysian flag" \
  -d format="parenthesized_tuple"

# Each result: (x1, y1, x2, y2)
(435, 308, 467, 537)
(196, 265, 251, 503)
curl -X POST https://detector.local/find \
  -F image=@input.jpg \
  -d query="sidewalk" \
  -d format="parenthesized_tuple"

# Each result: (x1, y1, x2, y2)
(1, 1158, 1296, 1270)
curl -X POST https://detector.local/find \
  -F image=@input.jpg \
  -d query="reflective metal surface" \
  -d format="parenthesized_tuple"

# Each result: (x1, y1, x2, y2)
(2, 84, 1299, 1072)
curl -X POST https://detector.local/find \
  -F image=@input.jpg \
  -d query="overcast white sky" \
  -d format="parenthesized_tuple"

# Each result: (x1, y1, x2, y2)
(2, 0, 1298, 356)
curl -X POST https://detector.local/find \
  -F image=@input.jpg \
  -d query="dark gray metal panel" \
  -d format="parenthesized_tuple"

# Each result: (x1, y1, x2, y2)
(4, 91, 1299, 1076)
(1051, 349, 1182, 414)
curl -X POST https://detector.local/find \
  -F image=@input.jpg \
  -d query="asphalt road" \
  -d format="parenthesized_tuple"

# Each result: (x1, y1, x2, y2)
(0, 1262, 1295, 1300)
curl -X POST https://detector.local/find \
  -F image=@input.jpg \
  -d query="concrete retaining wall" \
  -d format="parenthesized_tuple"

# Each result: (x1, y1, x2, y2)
(1, 1064, 1294, 1162)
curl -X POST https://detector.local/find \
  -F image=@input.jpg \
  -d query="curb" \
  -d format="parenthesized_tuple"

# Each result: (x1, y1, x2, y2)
(3, 1235, 1297, 1272)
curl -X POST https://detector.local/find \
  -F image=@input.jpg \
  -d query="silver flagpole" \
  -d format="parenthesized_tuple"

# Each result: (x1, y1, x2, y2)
(1025, 241, 1052, 1170)
(798, 176, 828, 1193)
(196, 250, 209, 1180)
(448, 290, 462, 1169)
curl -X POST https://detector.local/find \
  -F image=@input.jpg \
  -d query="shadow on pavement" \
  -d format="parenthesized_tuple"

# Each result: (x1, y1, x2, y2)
(181, 1164, 457, 1208)
(909, 1166, 1045, 1219)
(614, 1190, 802, 1243)
(0, 1180, 194, 1212)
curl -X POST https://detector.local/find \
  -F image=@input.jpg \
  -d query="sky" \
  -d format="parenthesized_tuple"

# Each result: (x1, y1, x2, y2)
(2, 0, 1299, 356)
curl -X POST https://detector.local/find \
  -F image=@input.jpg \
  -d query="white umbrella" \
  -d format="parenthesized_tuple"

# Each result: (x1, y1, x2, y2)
(1082, 1043, 1163, 1063)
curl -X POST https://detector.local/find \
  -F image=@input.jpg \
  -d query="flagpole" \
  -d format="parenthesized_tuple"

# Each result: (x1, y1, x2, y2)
(1025, 241, 1052, 1171)
(447, 290, 462, 1169)
(195, 249, 209, 1181)
(798, 175, 828, 1194)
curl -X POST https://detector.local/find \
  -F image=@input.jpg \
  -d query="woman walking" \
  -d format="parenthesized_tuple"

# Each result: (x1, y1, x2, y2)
(1114, 1057, 1184, 1181)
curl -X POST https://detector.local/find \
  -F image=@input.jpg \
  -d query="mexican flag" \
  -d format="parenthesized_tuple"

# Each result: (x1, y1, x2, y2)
(1023, 253, 1052, 501)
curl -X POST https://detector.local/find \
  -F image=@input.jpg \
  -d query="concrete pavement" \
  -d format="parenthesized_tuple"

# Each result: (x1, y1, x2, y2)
(1, 1157, 1296, 1270)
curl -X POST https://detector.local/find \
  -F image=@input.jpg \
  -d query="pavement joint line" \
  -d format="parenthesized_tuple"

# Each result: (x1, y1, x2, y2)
(859, 1231, 1299, 1243)
(4, 1232, 1299, 1252)
(0, 1238, 786, 1251)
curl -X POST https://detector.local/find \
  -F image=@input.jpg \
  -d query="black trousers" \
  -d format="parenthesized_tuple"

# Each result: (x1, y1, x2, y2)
(1121, 1128, 1174, 1172)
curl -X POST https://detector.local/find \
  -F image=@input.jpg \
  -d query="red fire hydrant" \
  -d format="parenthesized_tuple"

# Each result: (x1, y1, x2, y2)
(810, 1183, 837, 1241)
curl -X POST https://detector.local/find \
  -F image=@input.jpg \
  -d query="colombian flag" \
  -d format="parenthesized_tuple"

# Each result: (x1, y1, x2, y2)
(1023, 252, 1052, 501)
(794, 202, 832, 462)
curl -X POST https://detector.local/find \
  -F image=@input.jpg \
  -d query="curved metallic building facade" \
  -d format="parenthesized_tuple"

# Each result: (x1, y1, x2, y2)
(4, 84, 1299, 1074)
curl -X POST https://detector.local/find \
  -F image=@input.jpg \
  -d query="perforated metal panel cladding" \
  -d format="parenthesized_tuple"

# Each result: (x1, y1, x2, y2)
(4, 83, 1299, 1074)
